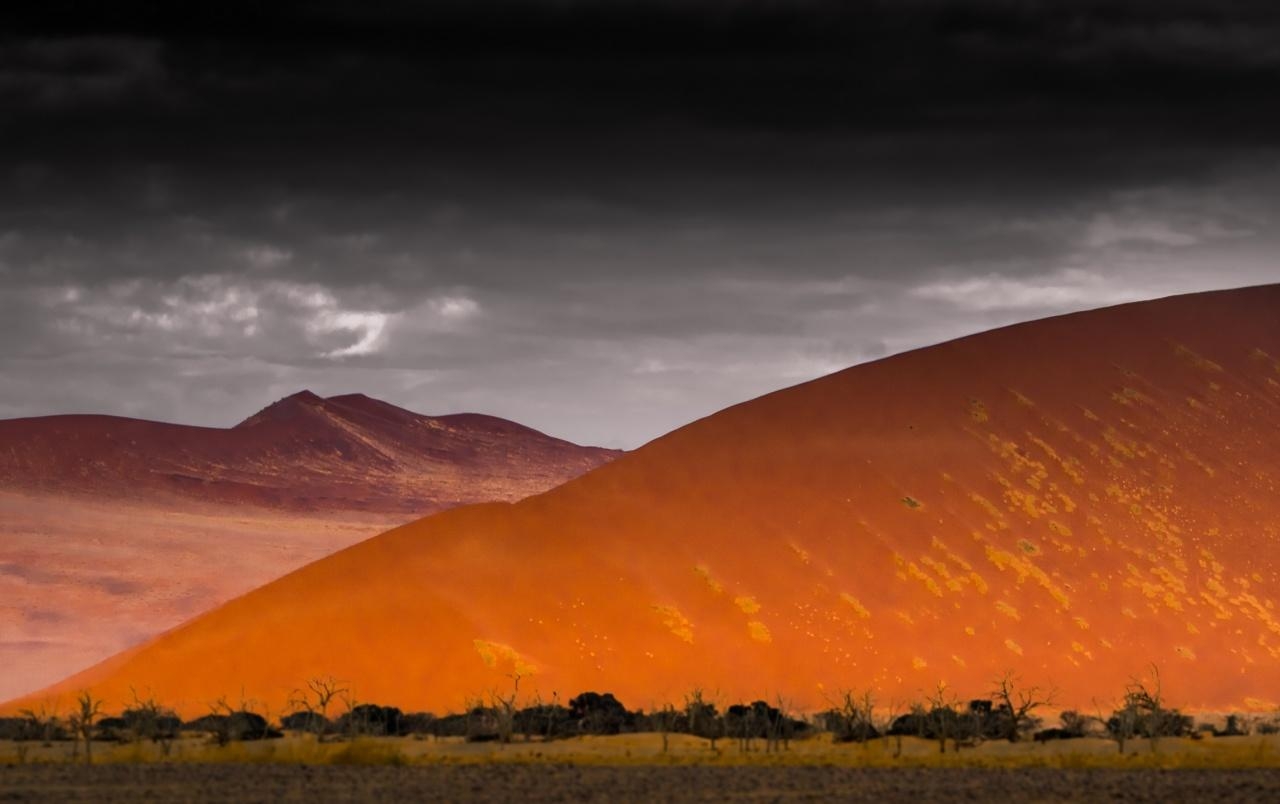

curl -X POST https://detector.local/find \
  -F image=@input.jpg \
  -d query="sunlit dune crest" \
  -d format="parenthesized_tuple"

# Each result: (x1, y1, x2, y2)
(7, 284, 1280, 717)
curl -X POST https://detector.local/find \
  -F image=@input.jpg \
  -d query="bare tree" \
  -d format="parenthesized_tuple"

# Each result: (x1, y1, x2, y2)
(126, 689, 179, 758)
(1125, 664, 1180, 751)
(653, 702, 678, 754)
(824, 688, 875, 744)
(489, 673, 522, 745)
(1098, 696, 1135, 755)
(65, 692, 102, 765)
(339, 689, 362, 742)
(289, 676, 348, 744)
(878, 698, 905, 758)
(463, 695, 488, 742)
(925, 682, 961, 754)
(767, 695, 793, 753)
(542, 691, 563, 742)
(18, 702, 60, 748)
(684, 687, 723, 752)
(990, 671, 1056, 742)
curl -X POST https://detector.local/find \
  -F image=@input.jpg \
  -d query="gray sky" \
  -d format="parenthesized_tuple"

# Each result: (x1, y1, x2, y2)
(3, 2, 1279, 448)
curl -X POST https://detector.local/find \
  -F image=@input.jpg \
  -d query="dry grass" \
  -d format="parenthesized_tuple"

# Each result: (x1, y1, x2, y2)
(4, 732, 1280, 769)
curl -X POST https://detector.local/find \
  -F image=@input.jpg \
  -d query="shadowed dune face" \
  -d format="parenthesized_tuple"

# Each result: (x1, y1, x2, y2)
(0, 395, 619, 700)
(7, 285, 1280, 718)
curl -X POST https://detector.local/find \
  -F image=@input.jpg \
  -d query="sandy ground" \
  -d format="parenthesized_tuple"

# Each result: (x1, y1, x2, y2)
(3, 763, 1280, 802)
(0, 491, 405, 701)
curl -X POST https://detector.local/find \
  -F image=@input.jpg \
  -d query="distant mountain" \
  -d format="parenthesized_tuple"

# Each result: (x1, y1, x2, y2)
(11, 284, 1280, 717)
(0, 393, 619, 701)
(0, 390, 620, 514)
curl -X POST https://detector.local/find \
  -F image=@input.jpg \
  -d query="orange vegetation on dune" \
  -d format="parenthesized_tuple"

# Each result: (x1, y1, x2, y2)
(8, 285, 1280, 718)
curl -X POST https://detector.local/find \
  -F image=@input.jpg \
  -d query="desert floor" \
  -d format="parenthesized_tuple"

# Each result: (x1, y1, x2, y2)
(3, 763, 1280, 802)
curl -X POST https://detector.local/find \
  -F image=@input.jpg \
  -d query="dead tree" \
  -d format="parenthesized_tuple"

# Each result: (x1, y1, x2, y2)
(66, 692, 102, 765)
(684, 688, 723, 752)
(653, 702, 678, 753)
(1125, 664, 1170, 751)
(769, 695, 793, 753)
(990, 671, 1056, 742)
(18, 703, 60, 748)
(489, 673, 521, 745)
(926, 683, 960, 754)
(289, 676, 348, 744)
(1099, 696, 1136, 755)
(543, 691, 563, 742)
(878, 698, 904, 758)
(128, 689, 178, 757)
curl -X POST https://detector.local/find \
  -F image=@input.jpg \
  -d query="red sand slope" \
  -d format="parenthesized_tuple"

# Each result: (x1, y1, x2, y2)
(0, 394, 618, 700)
(9, 285, 1280, 717)
(0, 391, 620, 515)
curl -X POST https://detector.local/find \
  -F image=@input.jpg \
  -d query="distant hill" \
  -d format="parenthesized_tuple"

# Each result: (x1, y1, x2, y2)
(8, 285, 1280, 717)
(0, 390, 620, 514)
(0, 393, 619, 701)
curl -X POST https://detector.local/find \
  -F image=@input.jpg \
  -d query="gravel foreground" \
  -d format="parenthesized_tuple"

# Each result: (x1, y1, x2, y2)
(4, 764, 1280, 803)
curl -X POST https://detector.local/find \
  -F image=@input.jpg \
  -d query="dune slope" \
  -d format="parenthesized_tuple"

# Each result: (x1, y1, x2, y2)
(0, 394, 618, 700)
(9, 285, 1280, 716)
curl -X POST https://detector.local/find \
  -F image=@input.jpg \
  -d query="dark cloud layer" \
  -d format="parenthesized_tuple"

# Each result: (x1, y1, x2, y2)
(2, 2, 1278, 446)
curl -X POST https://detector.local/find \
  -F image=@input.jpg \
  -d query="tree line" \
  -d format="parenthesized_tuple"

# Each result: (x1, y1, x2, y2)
(0, 667, 1267, 763)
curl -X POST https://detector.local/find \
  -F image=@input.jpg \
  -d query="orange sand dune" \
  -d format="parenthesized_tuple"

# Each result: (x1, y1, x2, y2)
(0, 394, 618, 700)
(9, 285, 1280, 717)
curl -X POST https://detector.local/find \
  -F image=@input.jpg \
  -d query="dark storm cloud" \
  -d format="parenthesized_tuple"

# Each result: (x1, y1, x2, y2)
(1, 1, 1279, 446)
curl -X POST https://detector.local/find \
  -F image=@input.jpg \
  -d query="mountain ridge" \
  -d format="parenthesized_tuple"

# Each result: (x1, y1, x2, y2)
(0, 391, 620, 514)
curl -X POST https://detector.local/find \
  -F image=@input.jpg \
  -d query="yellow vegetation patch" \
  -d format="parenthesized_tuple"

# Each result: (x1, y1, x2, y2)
(984, 545, 1071, 609)
(1017, 539, 1040, 556)
(1172, 343, 1224, 373)
(473, 639, 538, 676)
(651, 604, 695, 643)
(920, 555, 953, 581)
(789, 543, 812, 564)
(1004, 638, 1024, 656)
(1073, 616, 1090, 630)
(968, 492, 1008, 528)
(1047, 520, 1073, 538)
(1176, 645, 1197, 660)
(931, 537, 974, 571)
(734, 595, 761, 615)
(693, 564, 724, 594)
(969, 398, 989, 423)
(904, 561, 944, 598)
(969, 572, 990, 595)
(1004, 486, 1056, 518)
(951, 654, 967, 667)
(995, 600, 1021, 621)
(747, 620, 772, 643)
(912, 656, 928, 670)
(964, 626, 976, 636)
(1102, 428, 1138, 459)
(840, 592, 872, 619)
